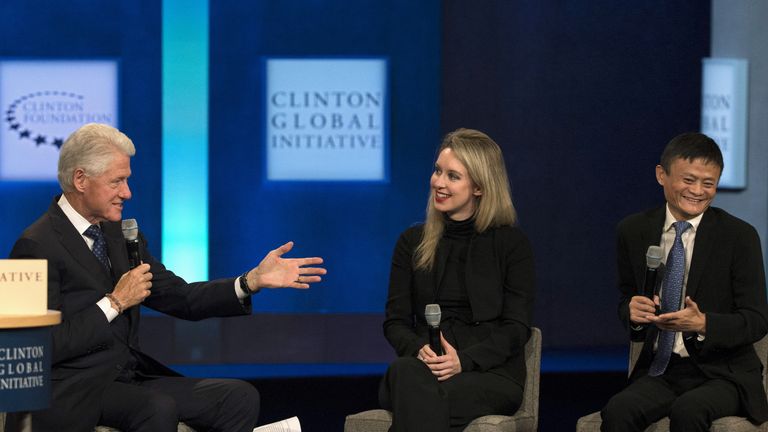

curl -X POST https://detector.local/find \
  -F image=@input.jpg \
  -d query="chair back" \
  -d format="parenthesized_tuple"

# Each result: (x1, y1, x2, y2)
(754, 334, 768, 391)
(628, 341, 643, 376)
(521, 327, 542, 431)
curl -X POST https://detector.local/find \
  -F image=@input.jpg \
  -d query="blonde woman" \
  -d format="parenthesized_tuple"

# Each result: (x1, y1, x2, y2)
(379, 129, 536, 431)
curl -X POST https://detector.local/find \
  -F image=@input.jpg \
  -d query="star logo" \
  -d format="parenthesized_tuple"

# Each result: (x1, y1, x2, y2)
(3, 90, 77, 150)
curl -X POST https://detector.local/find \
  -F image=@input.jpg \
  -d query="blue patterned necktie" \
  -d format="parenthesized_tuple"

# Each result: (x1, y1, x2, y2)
(648, 220, 692, 377)
(84, 224, 110, 271)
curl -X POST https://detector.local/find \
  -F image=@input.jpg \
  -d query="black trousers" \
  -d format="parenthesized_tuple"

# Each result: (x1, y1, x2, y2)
(98, 376, 260, 432)
(379, 357, 523, 432)
(600, 355, 741, 432)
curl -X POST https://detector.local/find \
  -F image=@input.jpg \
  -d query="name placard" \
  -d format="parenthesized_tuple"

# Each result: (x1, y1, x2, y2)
(701, 58, 748, 189)
(0, 260, 47, 315)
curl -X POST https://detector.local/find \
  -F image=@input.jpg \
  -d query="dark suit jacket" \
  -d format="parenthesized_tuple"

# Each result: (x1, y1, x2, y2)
(383, 224, 535, 388)
(617, 206, 768, 423)
(9, 198, 251, 431)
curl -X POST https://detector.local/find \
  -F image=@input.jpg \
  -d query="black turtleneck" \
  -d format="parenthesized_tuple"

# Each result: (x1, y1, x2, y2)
(436, 214, 475, 320)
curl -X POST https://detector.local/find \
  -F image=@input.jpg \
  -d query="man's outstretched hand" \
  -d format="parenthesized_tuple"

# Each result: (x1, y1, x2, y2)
(245, 241, 326, 291)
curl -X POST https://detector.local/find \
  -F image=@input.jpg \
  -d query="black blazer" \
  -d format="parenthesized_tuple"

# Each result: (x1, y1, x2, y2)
(617, 206, 768, 423)
(9, 198, 251, 431)
(383, 224, 535, 387)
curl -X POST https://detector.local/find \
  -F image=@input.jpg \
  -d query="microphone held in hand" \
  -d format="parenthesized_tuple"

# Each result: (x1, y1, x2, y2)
(643, 245, 663, 299)
(121, 219, 143, 269)
(643, 245, 664, 321)
(425, 304, 443, 356)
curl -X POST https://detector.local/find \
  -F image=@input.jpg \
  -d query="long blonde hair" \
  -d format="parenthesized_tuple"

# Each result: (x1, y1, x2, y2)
(414, 128, 517, 271)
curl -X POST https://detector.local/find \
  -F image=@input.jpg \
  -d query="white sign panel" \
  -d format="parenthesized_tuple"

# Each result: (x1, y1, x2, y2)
(266, 58, 387, 181)
(0, 259, 47, 315)
(0, 60, 118, 181)
(701, 58, 748, 189)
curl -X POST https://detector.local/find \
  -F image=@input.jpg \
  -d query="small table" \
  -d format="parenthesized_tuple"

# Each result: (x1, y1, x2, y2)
(0, 311, 61, 432)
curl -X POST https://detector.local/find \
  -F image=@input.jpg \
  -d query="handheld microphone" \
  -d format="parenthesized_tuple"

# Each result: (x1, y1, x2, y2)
(425, 304, 443, 356)
(121, 219, 142, 269)
(643, 245, 663, 299)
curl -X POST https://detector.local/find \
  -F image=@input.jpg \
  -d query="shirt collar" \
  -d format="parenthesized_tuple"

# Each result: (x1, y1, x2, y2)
(58, 194, 96, 235)
(663, 203, 704, 234)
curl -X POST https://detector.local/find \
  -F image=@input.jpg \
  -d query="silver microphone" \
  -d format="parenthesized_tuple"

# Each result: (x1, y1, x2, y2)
(425, 304, 443, 355)
(121, 219, 142, 269)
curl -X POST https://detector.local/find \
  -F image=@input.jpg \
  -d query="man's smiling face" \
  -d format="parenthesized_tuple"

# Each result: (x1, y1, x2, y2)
(656, 157, 721, 221)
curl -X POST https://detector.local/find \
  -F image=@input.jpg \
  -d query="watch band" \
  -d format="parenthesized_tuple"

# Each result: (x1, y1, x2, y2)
(239, 272, 251, 296)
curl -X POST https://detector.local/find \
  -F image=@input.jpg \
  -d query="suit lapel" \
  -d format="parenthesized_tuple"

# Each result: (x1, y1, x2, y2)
(685, 208, 716, 299)
(48, 200, 113, 290)
(636, 207, 665, 292)
(641, 207, 665, 252)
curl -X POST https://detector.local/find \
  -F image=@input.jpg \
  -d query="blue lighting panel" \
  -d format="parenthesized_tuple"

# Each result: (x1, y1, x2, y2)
(161, 0, 209, 281)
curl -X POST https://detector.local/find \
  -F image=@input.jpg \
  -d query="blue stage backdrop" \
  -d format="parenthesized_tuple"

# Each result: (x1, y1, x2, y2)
(0, 0, 711, 376)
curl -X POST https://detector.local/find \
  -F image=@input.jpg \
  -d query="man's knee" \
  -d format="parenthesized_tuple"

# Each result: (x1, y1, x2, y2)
(135, 392, 179, 429)
(225, 380, 260, 421)
(601, 393, 644, 431)
(668, 397, 712, 431)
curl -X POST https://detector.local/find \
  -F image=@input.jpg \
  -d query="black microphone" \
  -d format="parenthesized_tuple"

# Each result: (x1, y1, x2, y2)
(121, 218, 142, 269)
(425, 304, 443, 356)
(643, 245, 663, 299)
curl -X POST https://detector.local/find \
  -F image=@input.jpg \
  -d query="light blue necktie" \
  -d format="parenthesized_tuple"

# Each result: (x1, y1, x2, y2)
(84, 224, 110, 271)
(649, 220, 691, 377)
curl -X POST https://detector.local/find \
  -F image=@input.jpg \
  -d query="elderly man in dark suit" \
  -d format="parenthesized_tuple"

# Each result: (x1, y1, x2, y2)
(7, 123, 326, 432)
(600, 132, 768, 431)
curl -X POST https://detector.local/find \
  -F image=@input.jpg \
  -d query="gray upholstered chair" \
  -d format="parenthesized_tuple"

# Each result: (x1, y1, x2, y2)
(94, 423, 195, 432)
(576, 335, 768, 432)
(344, 327, 542, 432)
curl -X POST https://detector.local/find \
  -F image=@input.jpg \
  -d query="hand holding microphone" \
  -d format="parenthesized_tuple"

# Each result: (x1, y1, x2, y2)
(112, 263, 153, 310)
(109, 219, 152, 311)
(419, 304, 462, 380)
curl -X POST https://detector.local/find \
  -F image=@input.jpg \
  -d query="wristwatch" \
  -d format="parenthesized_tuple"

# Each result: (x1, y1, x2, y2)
(239, 271, 253, 296)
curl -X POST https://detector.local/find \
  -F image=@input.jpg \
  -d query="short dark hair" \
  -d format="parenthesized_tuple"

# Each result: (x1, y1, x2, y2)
(659, 132, 724, 173)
